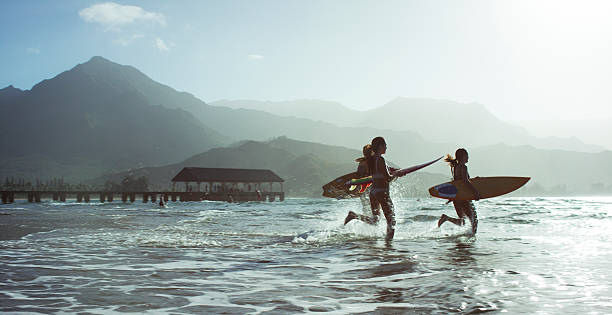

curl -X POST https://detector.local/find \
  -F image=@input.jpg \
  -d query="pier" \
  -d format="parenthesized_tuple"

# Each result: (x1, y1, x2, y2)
(0, 190, 284, 204)
(1, 167, 286, 204)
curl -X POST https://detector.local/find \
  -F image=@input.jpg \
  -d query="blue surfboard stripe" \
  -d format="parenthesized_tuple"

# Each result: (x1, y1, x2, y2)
(436, 183, 457, 198)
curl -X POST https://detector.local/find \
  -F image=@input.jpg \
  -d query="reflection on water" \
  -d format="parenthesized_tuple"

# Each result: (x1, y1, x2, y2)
(1, 197, 612, 313)
(447, 240, 477, 265)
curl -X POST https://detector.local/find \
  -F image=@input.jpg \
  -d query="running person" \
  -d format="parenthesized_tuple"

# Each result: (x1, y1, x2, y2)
(344, 137, 406, 240)
(437, 148, 480, 234)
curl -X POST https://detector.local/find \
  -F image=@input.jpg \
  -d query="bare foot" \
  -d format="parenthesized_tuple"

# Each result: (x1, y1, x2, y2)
(437, 214, 448, 227)
(344, 211, 358, 225)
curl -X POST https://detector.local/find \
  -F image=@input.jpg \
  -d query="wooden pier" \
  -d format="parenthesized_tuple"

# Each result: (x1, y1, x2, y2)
(1, 167, 287, 204)
(0, 190, 284, 204)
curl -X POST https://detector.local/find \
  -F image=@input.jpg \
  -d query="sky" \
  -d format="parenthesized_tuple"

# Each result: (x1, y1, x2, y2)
(1, 0, 611, 146)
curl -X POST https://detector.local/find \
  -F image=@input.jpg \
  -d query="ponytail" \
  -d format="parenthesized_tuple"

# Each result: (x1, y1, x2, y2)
(444, 153, 459, 168)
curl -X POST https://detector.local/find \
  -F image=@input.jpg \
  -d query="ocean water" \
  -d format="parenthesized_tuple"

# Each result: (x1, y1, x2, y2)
(1, 196, 611, 314)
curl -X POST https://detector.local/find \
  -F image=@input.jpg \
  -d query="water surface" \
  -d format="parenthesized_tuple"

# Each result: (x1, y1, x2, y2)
(1, 196, 611, 314)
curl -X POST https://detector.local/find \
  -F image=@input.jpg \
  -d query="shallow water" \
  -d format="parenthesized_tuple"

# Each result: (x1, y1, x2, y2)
(1, 196, 611, 314)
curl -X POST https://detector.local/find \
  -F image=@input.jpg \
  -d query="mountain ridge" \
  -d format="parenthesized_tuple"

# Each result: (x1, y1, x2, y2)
(213, 97, 606, 153)
(0, 56, 227, 181)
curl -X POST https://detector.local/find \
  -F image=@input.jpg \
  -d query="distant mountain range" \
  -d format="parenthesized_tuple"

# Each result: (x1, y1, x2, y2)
(1, 56, 610, 196)
(211, 98, 606, 153)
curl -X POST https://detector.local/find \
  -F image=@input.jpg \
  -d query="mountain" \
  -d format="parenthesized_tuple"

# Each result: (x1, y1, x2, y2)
(172, 97, 438, 165)
(47, 57, 442, 165)
(469, 144, 612, 192)
(369, 98, 606, 152)
(0, 56, 444, 182)
(0, 85, 25, 105)
(210, 99, 362, 126)
(514, 119, 612, 152)
(0, 56, 227, 182)
(212, 98, 606, 153)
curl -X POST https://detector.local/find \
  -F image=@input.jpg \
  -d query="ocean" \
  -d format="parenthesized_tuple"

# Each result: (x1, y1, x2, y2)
(1, 196, 611, 314)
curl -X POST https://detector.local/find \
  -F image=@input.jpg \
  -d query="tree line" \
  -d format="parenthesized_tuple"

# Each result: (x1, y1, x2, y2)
(2, 175, 149, 192)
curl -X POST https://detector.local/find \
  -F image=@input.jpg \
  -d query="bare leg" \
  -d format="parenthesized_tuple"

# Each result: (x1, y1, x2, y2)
(465, 201, 478, 234)
(378, 192, 395, 241)
(438, 201, 467, 227)
(344, 211, 380, 225)
(345, 197, 381, 225)
(437, 214, 464, 227)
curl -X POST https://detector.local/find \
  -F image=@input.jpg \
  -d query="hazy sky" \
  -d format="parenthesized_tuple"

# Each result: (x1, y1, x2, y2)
(1, 0, 611, 124)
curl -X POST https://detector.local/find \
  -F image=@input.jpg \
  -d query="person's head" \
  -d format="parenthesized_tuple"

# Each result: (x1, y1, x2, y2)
(444, 148, 469, 167)
(355, 144, 373, 162)
(371, 136, 387, 155)
(456, 148, 469, 164)
(362, 144, 373, 158)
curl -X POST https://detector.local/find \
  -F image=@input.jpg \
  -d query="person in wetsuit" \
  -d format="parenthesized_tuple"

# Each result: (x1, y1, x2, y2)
(437, 148, 480, 234)
(344, 137, 407, 240)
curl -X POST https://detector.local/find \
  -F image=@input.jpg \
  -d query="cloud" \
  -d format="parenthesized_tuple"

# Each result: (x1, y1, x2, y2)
(248, 54, 264, 60)
(79, 2, 166, 31)
(155, 38, 169, 51)
(26, 47, 40, 54)
(113, 33, 145, 46)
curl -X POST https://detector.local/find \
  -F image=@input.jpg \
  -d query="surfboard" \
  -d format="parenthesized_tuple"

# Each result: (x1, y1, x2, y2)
(322, 172, 363, 199)
(428, 176, 530, 201)
(322, 156, 442, 199)
(345, 156, 443, 188)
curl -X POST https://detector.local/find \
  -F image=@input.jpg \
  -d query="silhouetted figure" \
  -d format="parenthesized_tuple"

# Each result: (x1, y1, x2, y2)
(344, 137, 408, 241)
(437, 148, 480, 234)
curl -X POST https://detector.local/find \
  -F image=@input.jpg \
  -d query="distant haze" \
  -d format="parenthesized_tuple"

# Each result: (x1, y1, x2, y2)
(513, 119, 612, 152)
(1, 1, 611, 149)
